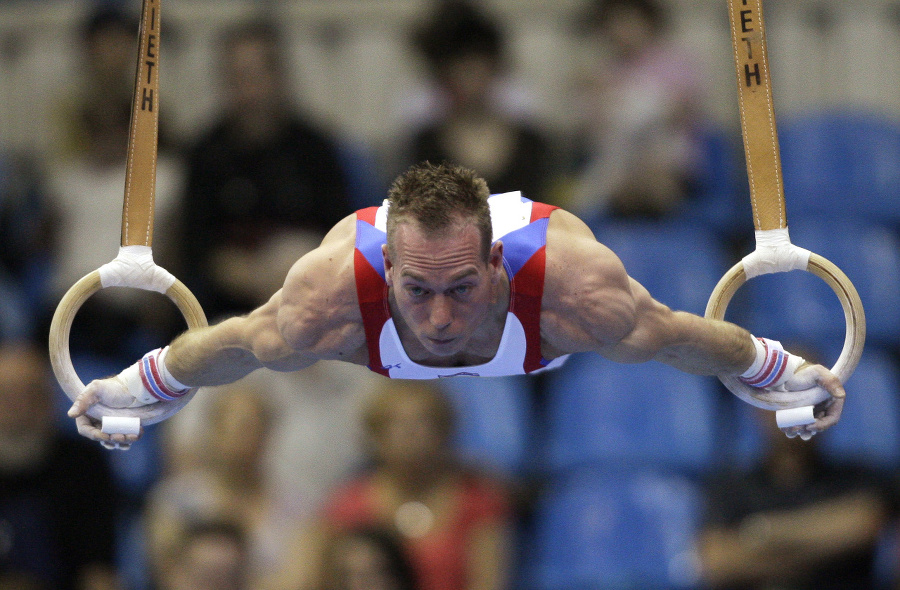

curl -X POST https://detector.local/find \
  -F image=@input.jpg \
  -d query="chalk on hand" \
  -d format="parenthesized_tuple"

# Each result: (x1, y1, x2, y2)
(775, 406, 816, 429)
(101, 416, 141, 436)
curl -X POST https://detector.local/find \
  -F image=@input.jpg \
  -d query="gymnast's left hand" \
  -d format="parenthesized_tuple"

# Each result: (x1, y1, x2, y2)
(779, 362, 845, 440)
(67, 376, 143, 449)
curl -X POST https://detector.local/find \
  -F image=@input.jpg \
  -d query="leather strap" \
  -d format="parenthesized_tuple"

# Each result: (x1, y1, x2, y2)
(121, 0, 160, 247)
(728, 0, 787, 231)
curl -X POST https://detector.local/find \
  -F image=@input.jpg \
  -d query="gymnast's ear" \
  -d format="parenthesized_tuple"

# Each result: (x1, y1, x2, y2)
(382, 244, 394, 286)
(489, 241, 503, 273)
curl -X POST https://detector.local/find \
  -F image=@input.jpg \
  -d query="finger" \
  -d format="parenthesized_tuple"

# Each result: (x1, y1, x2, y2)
(68, 381, 101, 418)
(101, 440, 132, 451)
(781, 425, 801, 438)
(813, 365, 845, 399)
(803, 397, 845, 434)
(75, 414, 110, 442)
(107, 431, 141, 445)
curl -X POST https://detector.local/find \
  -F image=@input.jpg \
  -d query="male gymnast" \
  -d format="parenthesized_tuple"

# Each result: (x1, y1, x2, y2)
(69, 162, 845, 448)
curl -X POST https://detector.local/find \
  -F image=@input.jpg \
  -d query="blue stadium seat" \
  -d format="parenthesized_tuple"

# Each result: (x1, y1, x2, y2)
(738, 216, 900, 347)
(526, 468, 702, 590)
(594, 220, 730, 316)
(780, 110, 900, 224)
(440, 375, 536, 478)
(719, 346, 900, 473)
(682, 125, 753, 238)
(819, 345, 900, 471)
(543, 352, 722, 476)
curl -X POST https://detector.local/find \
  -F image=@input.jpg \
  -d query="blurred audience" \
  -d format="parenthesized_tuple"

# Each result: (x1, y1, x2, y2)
(698, 407, 894, 590)
(161, 362, 377, 526)
(0, 341, 121, 590)
(53, 4, 138, 162)
(0, 152, 56, 340)
(156, 519, 250, 590)
(286, 380, 513, 590)
(398, 0, 555, 204)
(565, 0, 708, 221)
(320, 526, 419, 590)
(177, 18, 355, 320)
(145, 381, 303, 590)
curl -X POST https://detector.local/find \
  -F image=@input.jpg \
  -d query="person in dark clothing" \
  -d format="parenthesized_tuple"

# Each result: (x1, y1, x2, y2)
(180, 19, 354, 320)
(698, 407, 893, 590)
(0, 342, 120, 590)
(403, 0, 555, 204)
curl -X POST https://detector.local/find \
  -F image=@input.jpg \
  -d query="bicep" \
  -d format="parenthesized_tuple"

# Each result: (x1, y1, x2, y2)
(276, 219, 363, 358)
(543, 211, 641, 353)
(543, 209, 682, 361)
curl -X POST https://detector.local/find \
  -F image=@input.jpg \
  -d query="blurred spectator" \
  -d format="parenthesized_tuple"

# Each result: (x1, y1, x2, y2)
(398, 0, 555, 203)
(698, 407, 893, 590)
(162, 363, 377, 525)
(156, 520, 250, 590)
(53, 4, 137, 162)
(565, 0, 707, 221)
(288, 380, 513, 590)
(44, 3, 184, 363)
(178, 19, 355, 320)
(320, 526, 419, 590)
(0, 341, 120, 590)
(0, 152, 56, 340)
(145, 380, 314, 590)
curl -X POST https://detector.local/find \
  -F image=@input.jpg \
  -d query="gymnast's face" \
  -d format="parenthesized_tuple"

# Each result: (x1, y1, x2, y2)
(383, 219, 503, 358)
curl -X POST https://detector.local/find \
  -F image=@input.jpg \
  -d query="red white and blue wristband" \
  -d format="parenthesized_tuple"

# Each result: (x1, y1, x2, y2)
(118, 346, 191, 406)
(139, 346, 190, 401)
(739, 337, 804, 389)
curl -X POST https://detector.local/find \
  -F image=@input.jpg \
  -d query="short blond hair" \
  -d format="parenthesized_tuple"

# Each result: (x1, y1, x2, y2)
(386, 162, 492, 262)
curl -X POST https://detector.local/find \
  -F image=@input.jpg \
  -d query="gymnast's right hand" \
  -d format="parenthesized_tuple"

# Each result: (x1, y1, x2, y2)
(67, 347, 189, 446)
(67, 374, 146, 448)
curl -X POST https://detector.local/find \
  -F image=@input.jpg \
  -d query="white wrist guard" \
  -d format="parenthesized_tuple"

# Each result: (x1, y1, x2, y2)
(739, 336, 805, 389)
(123, 346, 191, 406)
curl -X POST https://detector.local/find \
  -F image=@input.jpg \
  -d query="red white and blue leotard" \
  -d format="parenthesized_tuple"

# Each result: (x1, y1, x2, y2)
(353, 191, 569, 379)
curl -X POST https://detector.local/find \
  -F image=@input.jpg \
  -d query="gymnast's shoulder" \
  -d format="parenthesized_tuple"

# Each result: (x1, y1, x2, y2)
(540, 208, 637, 351)
(275, 214, 366, 359)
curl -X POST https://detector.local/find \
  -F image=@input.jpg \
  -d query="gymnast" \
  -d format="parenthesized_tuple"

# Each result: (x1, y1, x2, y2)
(68, 161, 845, 449)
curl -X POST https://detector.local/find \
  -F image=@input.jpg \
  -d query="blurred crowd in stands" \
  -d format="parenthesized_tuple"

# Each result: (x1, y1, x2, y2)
(1, 0, 899, 589)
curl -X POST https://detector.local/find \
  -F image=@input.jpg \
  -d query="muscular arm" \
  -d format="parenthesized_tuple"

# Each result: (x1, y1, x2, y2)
(699, 490, 887, 587)
(542, 209, 755, 377)
(69, 216, 365, 446)
(165, 214, 365, 386)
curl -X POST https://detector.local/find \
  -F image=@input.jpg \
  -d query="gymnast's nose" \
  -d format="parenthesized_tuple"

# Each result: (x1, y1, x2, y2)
(429, 295, 453, 330)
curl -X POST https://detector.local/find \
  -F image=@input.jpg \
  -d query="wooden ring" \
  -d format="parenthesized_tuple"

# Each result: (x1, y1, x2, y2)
(705, 253, 866, 410)
(49, 269, 207, 425)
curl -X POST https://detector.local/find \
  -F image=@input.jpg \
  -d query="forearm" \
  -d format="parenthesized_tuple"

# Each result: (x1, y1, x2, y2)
(750, 492, 887, 558)
(165, 317, 264, 387)
(652, 312, 756, 376)
(701, 493, 886, 587)
(603, 295, 756, 376)
(699, 529, 790, 587)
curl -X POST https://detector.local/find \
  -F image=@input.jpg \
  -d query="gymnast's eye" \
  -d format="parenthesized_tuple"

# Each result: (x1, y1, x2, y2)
(406, 285, 427, 297)
(453, 284, 472, 296)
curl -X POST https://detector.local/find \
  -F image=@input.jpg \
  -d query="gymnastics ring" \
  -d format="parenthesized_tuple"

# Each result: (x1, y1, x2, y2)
(706, 0, 866, 420)
(705, 252, 865, 411)
(49, 264, 207, 425)
(48, 0, 207, 432)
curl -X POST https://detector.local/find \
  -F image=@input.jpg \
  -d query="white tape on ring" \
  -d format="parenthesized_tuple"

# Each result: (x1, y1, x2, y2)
(742, 228, 812, 279)
(98, 245, 177, 293)
(775, 405, 816, 429)
(101, 415, 142, 435)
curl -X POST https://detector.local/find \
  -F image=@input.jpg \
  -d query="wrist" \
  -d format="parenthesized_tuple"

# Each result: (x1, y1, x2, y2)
(133, 346, 191, 404)
(739, 336, 805, 389)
